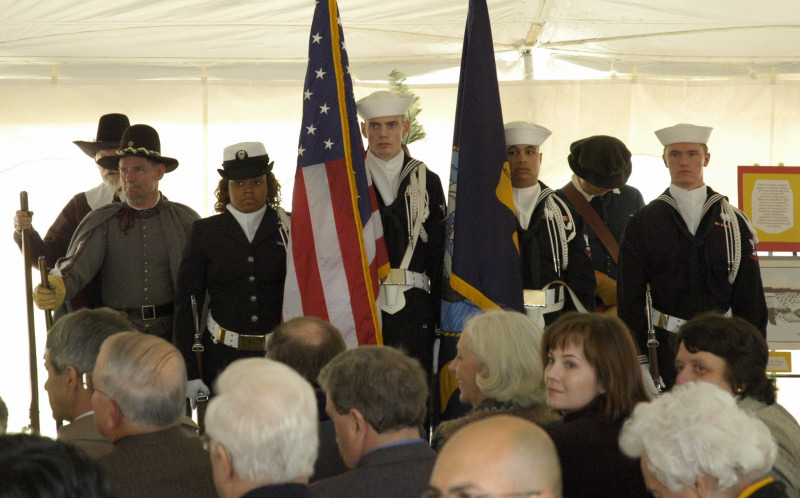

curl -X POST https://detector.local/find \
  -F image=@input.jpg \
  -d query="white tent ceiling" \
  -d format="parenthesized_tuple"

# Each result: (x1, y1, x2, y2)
(4, 0, 800, 83)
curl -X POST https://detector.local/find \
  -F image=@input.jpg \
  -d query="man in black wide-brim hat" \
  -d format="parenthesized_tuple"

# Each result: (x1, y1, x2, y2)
(32, 124, 199, 339)
(13, 113, 130, 309)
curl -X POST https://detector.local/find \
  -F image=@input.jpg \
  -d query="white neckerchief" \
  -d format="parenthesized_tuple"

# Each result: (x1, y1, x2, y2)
(227, 204, 267, 243)
(513, 183, 542, 230)
(366, 150, 404, 204)
(669, 184, 707, 235)
(571, 174, 619, 202)
(85, 182, 123, 209)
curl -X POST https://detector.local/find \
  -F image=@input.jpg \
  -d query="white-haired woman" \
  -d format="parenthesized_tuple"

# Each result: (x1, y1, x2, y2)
(431, 310, 560, 451)
(619, 382, 785, 497)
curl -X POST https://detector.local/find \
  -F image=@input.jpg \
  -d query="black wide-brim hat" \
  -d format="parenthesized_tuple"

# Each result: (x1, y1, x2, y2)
(73, 113, 131, 158)
(567, 135, 632, 189)
(97, 124, 179, 172)
(218, 142, 273, 180)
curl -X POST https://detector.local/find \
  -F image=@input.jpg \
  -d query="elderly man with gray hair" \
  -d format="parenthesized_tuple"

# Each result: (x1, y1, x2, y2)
(205, 358, 318, 497)
(44, 307, 133, 458)
(91, 332, 216, 498)
(310, 345, 436, 497)
(619, 381, 785, 497)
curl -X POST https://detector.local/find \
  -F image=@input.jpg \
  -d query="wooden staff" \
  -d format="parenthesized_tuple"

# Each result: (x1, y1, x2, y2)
(19, 191, 40, 434)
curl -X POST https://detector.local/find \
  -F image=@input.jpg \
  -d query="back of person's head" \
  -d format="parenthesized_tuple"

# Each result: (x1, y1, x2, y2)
(429, 415, 562, 498)
(541, 312, 649, 418)
(266, 317, 346, 388)
(206, 358, 318, 485)
(462, 310, 545, 407)
(619, 382, 777, 494)
(318, 346, 427, 432)
(0, 433, 111, 498)
(0, 395, 7, 435)
(677, 312, 775, 404)
(95, 332, 186, 428)
(46, 307, 134, 375)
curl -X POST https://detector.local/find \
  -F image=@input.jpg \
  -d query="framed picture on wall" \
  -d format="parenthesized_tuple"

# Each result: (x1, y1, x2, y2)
(738, 166, 800, 252)
(760, 256, 800, 349)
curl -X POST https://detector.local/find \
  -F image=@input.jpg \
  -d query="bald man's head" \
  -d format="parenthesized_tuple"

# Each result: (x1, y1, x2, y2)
(266, 317, 346, 388)
(429, 415, 561, 498)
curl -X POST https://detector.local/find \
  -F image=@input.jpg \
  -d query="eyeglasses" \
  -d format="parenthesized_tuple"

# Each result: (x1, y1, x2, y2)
(421, 488, 542, 498)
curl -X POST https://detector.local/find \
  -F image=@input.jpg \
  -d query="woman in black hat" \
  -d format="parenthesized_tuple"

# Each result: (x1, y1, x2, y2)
(173, 142, 288, 394)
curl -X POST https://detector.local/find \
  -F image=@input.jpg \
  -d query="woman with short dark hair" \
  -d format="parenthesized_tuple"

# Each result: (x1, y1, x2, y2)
(542, 312, 649, 497)
(675, 312, 800, 494)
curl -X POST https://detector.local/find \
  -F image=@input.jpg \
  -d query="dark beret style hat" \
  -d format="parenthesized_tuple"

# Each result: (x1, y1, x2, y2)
(567, 135, 632, 190)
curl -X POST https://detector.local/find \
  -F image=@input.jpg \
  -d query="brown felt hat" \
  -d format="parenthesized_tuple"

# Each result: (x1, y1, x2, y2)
(73, 113, 131, 158)
(97, 124, 179, 172)
(568, 135, 632, 189)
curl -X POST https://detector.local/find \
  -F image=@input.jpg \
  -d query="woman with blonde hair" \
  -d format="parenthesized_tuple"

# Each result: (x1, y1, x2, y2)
(431, 310, 559, 451)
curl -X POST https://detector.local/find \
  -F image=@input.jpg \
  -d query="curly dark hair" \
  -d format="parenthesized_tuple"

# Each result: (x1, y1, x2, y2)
(675, 313, 776, 405)
(213, 172, 281, 213)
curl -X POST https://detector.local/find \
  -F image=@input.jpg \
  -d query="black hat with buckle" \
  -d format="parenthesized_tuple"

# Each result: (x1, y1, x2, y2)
(97, 124, 179, 172)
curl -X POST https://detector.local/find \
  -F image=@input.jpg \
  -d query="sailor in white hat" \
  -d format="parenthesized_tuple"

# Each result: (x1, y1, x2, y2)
(504, 121, 596, 327)
(356, 90, 446, 375)
(617, 123, 767, 392)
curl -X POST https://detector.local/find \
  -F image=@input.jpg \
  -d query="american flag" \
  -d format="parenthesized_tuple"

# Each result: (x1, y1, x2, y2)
(282, 0, 389, 348)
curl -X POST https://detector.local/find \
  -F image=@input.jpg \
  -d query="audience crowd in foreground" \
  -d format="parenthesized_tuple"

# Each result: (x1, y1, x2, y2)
(1, 309, 797, 498)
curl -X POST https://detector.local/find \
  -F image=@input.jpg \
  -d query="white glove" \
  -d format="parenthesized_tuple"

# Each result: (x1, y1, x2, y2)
(186, 379, 210, 409)
(639, 363, 663, 398)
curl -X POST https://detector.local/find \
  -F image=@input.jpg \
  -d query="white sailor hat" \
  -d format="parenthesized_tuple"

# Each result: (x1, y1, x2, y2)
(219, 141, 273, 180)
(504, 121, 552, 147)
(655, 123, 713, 146)
(356, 91, 413, 120)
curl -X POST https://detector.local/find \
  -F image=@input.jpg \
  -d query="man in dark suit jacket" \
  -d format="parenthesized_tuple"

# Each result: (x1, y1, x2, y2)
(206, 358, 318, 498)
(44, 307, 134, 459)
(266, 317, 349, 482)
(91, 332, 216, 498)
(310, 346, 436, 498)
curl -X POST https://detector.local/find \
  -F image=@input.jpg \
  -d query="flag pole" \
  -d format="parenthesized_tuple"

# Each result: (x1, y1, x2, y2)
(20, 191, 40, 435)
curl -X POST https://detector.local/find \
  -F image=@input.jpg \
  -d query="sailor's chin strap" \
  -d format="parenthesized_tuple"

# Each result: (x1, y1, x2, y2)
(405, 163, 430, 245)
(541, 192, 575, 276)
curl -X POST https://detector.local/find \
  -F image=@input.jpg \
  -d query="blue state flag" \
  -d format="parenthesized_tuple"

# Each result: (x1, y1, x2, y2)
(437, 0, 524, 421)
